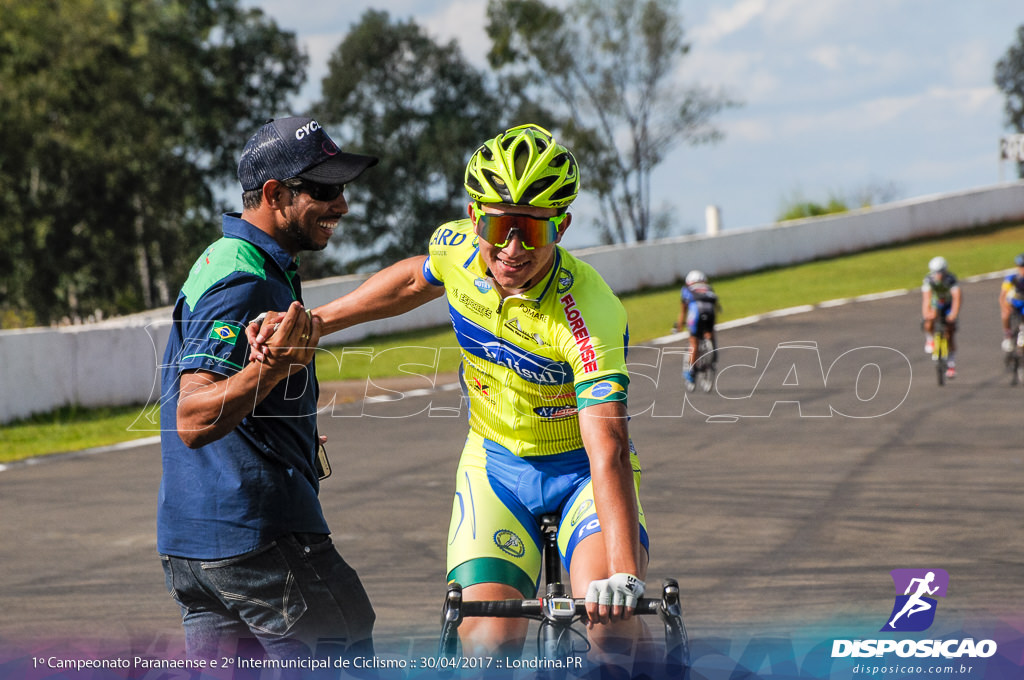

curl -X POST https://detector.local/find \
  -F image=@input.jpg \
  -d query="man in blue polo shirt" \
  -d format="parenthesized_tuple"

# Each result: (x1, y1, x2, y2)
(158, 117, 378, 661)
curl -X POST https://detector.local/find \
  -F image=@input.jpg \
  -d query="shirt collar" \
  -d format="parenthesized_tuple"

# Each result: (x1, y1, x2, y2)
(222, 212, 297, 275)
(527, 248, 563, 302)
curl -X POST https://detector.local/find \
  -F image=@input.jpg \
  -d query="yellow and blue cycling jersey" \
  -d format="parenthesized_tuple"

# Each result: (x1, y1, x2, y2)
(1002, 273, 1024, 312)
(423, 218, 630, 457)
(424, 218, 646, 595)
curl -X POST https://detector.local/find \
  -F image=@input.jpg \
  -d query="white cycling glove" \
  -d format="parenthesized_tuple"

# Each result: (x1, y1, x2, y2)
(585, 573, 646, 609)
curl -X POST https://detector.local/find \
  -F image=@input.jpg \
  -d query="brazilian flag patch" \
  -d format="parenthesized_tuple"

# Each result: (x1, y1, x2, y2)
(575, 374, 629, 409)
(209, 321, 242, 345)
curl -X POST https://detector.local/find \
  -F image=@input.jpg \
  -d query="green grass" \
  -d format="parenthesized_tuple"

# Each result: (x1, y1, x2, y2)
(0, 404, 160, 463)
(3, 221, 1022, 462)
(621, 221, 1024, 342)
(314, 326, 464, 381)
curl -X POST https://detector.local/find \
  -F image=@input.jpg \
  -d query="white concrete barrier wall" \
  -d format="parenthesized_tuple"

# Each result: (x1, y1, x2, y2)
(0, 320, 173, 418)
(2, 181, 1023, 424)
(578, 183, 1024, 293)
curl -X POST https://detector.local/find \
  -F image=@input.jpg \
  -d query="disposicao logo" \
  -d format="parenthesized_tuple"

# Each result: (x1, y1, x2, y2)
(881, 568, 948, 632)
(831, 569, 997, 660)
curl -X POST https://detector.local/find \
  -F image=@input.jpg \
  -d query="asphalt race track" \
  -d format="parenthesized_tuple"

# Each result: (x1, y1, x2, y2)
(2, 275, 1022, 664)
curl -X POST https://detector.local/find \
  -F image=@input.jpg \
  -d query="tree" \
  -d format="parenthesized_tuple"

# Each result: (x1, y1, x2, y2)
(776, 195, 849, 222)
(995, 24, 1024, 178)
(314, 10, 504, 271)
(776, 179, 904, 222)
(0, 0, 306, 326)
(486, 0, 738, 244)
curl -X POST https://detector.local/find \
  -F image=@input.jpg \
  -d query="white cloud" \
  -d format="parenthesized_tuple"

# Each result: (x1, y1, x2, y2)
(683, 47, 777, 101)
(809, 45, 843, 71)
(420, 0, 489, 66)
(925, 85, 1001, 116)
(724, 118, 775, 143)
(248, 0, 1021, 233)
(691, 0, 768, 45)
(692, 0, 872, 47)
(947, 39, 999, 87)
(754, 84, 999, 151)
(758, 0, 853, 40)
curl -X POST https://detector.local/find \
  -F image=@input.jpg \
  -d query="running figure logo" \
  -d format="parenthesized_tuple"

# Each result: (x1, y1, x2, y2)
(881, 569, 949, 632)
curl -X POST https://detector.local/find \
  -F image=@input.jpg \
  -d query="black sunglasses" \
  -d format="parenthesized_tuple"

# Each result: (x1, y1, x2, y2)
(281, 178, 345, 202)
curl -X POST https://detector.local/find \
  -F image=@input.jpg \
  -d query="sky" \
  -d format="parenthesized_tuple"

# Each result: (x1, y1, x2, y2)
(243, 0, 1024, 249)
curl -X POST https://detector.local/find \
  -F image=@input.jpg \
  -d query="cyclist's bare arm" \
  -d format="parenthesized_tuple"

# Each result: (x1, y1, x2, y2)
(999, 285, 1011, 327)
(248, 256, 444, 358)
(314, 255, 444, 335)
(921, 289, 933, 319)
(577, 400, 643, 625)
(948, 286, 962, 322)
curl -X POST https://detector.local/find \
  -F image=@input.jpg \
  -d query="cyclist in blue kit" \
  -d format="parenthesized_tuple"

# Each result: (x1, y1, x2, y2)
(673, 270, 720, 387)
(921, 256, 961, 379)
(999, 253, 1024, 352)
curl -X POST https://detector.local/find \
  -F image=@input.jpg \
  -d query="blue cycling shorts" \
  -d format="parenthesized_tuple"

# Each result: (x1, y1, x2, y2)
(445, 431, 648, 598)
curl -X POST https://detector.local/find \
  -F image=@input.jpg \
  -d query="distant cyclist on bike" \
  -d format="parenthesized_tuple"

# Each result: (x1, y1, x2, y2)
(921, 256, 961, 379)
(999, 253, 1024, 353)
(673, 270, 720, 388)
(249, 124, 651, 675)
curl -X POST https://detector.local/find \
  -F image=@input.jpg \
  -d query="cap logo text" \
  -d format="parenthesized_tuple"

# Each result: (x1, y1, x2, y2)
(294, 120, 321, 140)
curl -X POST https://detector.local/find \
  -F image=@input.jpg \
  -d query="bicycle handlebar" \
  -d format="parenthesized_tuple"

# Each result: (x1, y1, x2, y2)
(457, 597, 666, 618)
(439, 581, 690, 674)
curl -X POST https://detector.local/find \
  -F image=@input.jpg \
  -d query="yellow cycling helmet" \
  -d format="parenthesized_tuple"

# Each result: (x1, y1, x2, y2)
(464, 124, 580, 209)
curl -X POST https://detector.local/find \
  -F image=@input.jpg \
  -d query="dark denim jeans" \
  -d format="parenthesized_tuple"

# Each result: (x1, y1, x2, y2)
(161, 533, 375, 663)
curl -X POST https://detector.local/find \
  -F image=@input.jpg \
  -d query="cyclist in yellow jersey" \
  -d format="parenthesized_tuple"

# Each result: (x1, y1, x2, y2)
(250, 124, 650, 673)
(424, 214, 632, 457)
(999, 253, 1024, 352)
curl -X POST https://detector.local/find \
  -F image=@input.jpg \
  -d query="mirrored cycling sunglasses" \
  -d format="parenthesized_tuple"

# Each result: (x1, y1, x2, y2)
(470, 202, 569, 250)
(282, 178, 346, 202)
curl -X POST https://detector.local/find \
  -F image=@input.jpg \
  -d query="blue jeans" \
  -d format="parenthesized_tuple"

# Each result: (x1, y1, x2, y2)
(161, 533, 375, 662)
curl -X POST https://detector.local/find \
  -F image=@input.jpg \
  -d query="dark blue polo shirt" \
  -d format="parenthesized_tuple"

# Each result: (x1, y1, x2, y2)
(157, 214, 327, 559)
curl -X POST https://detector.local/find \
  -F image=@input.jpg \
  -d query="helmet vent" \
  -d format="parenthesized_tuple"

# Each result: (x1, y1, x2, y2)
(527, 176, 557, 197)
(483, 169, 513, 202)
(549, 182, 576, 202)
(512, 143, 532, 178)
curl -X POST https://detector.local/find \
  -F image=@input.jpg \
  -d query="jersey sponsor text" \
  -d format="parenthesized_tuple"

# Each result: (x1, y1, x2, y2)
(559, 293, 598, 373)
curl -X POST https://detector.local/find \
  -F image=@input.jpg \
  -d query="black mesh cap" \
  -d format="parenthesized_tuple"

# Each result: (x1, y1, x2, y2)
(237, 117, 379, 191)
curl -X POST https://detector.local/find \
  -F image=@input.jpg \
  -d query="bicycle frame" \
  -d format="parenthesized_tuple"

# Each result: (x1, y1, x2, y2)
(931, 314, 949, 386)
(1007, 309, 1024, 386)
(693, 333, 717, 393)
(685, 331, 717, 394)
(438, 514, 690, 676)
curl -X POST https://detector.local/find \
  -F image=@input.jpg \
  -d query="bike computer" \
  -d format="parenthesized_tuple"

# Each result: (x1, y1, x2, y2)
(544, 597, 576, 619)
